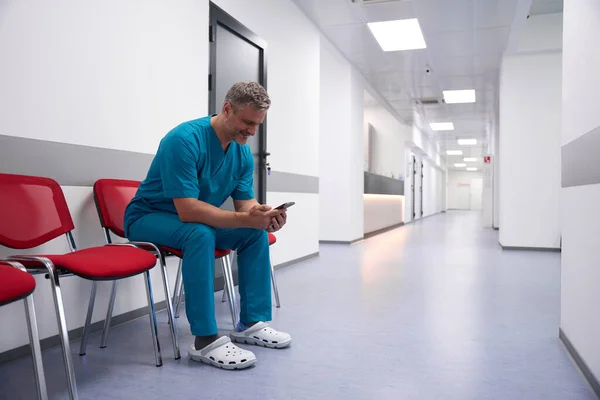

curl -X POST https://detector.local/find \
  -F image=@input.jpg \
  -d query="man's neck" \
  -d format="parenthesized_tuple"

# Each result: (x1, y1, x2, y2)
(210, 114, 232, 151)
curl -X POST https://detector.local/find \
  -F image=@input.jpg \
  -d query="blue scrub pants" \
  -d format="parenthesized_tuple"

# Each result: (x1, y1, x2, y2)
(127, 212, 272, 336)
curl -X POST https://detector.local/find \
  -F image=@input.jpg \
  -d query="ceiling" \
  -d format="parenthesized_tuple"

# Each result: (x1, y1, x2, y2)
(292, 0, 560, 170)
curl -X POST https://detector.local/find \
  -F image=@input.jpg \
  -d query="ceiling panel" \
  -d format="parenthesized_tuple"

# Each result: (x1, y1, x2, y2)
(357, 0, 416, 22)
(475, 0, 519, 28)
(474, 27, 511, 54)
(427, 30, 475, 58)
(383, 50, 433, 72)
(416, 0, 475, 33)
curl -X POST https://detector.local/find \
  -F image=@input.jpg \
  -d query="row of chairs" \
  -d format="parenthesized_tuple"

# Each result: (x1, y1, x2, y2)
(0, 173, 282, 400)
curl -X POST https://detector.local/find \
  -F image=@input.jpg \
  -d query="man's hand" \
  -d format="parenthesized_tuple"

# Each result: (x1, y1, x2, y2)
(242, 204, 283, 230)
(267, 210, 287, 232)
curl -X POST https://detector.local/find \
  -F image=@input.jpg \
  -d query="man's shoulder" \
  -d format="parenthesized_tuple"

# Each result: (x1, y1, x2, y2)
(163, 116, 212, 145)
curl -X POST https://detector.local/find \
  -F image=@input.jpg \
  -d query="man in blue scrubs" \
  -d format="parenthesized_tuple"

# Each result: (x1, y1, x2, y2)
(124, 82, 291, 370)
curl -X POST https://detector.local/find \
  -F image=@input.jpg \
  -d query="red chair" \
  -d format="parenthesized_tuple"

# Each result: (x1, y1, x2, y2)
(92, 179, 238, 335)
(0, 260, 47, 400)
(0, 173, 164, 400)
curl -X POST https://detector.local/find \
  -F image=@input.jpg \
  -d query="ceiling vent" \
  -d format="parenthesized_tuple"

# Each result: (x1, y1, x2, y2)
(414, 98, 443, 106)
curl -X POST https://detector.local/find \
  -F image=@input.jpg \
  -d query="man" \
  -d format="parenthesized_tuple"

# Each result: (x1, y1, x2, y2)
(124, 81, 291, 370)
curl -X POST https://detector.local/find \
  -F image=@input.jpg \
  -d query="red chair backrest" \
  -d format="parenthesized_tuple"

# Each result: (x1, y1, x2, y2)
(93, 179, 141, 238)
(0, 173, 75, 249)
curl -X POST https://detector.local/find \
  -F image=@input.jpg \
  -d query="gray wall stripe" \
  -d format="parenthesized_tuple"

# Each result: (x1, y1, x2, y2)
(364, 171, 404, 195)
(267, 170, 319, 194)
(0, 135, 317, 194)
(562, 125, 600, 187)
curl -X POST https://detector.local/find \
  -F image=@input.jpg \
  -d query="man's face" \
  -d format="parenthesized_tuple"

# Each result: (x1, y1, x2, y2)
(222, 102, 267, 145)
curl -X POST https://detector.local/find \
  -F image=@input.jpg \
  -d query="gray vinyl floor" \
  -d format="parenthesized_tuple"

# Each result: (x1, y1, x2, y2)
(0, 211, 596, 400)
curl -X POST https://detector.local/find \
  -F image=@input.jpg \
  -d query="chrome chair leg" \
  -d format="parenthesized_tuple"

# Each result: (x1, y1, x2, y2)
(221, 256, 238, 328)
(222, 253, 236, 303)
(158, 254, 180, 359)
(174, 271, 184, 319)
(143, 271, 162, 367)
(79, 281, 97, 356)
(100, 280, 118, 348)
(24, 291, 48, 400)
(48, 268, 78, 399)
(270, 263, 281, 308)
(172, 259, 182, 306)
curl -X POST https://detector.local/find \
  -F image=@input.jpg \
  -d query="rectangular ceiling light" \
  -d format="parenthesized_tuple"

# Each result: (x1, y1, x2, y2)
(458, 139, 477, 145)
(454, 163, 467, 168)
(463, 157, 477, 162)
(430, 122, 454, 131)
(467, 167, 478, 171)
(367, 19, 426, 52)
(447, 150, 463, 156)
(443, 89, 476, 104)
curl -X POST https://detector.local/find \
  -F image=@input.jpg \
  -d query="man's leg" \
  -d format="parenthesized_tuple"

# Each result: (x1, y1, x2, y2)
(215, 228, 291, 348)
(214, 228, 272, 325)
(127, 213, 219, 338)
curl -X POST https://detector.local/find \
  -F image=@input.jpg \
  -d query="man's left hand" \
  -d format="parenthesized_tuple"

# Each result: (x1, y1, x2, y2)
(267, 210, 287, 232)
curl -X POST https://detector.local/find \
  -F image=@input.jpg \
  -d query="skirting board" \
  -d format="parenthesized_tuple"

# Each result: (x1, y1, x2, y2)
(320, 237, 363, 245)
(0, 252, 318, 366)
(364, 223, 404, 239)
(559, 328, 600, 398)
(499, 243, 561, 252)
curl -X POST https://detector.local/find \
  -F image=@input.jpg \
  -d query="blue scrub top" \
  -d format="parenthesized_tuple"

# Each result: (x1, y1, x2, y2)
(124, 115, 254, 235)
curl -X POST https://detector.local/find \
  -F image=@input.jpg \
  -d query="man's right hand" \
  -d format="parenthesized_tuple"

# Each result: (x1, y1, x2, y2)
(242, 204, 282, 230)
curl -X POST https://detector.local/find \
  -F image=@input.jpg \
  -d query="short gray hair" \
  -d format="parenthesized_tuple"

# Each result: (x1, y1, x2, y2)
(224, 81, 271, 111)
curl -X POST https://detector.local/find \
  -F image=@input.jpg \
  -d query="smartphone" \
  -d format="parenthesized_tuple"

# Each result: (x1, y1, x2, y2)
(275, 202, 295, 210)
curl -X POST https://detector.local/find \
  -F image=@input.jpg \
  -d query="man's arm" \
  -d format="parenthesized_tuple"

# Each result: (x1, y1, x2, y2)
(234, 199, 260, 213)
(174, 198, 246, 228)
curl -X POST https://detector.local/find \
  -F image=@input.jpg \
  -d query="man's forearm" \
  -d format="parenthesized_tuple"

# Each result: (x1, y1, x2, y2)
(234, 199, 260, 213)
(174, 198, 249, 229)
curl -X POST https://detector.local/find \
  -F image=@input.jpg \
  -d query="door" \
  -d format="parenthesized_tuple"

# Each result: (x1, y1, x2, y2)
(209, 3, 268, 289)
(420, 161, 424, 217)
(456, 183, 471, 210)
(470, 178, 483, 210)
(209, 3, 268, 205)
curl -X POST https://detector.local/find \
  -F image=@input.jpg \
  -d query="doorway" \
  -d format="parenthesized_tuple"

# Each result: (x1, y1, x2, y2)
(209, 3, 268, 204)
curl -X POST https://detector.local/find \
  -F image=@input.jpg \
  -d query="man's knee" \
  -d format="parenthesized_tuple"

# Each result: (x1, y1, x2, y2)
(181, 224, 217, 249)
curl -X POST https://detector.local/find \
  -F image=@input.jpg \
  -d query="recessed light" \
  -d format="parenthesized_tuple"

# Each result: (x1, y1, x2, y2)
(463, 157, 477, 162)
(430, 122, 454, 131)
(443, 89, 476, 104)
(454, 163, 467, 167)
(458, 139, 477, 145)
(467, 167, 478, 171)
(447, 150, 463, 156)
(367, 19, 427, 52)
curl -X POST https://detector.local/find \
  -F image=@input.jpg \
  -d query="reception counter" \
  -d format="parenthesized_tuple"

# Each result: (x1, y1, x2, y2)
(364, 194, 405, 235)
(363, 172, 405, 236)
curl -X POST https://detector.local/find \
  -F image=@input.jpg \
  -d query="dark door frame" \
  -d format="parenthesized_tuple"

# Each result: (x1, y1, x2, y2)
(412, 155, 416, 219)
(420, 161, 424, 217)
(208, 2, 269, 204)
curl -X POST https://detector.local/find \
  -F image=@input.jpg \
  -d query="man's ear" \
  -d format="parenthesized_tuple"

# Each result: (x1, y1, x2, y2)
(222, 101, 233, 116)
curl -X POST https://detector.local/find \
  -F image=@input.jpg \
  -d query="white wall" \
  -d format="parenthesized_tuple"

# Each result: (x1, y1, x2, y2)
(499, 13, 562, 249)
(561, 0, 600, 384)
(0, 0, 321, 353)
(363, 105, 411, 179)
(447, 170, 484, 210)
(318, 38, 364, 242)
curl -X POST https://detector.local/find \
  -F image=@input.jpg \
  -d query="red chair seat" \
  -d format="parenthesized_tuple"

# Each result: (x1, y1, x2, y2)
(159, 246, 230, 259)
(0, 265, 36, 306)
(23, 246, 157, 281)
(268, 233, 276, 246)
